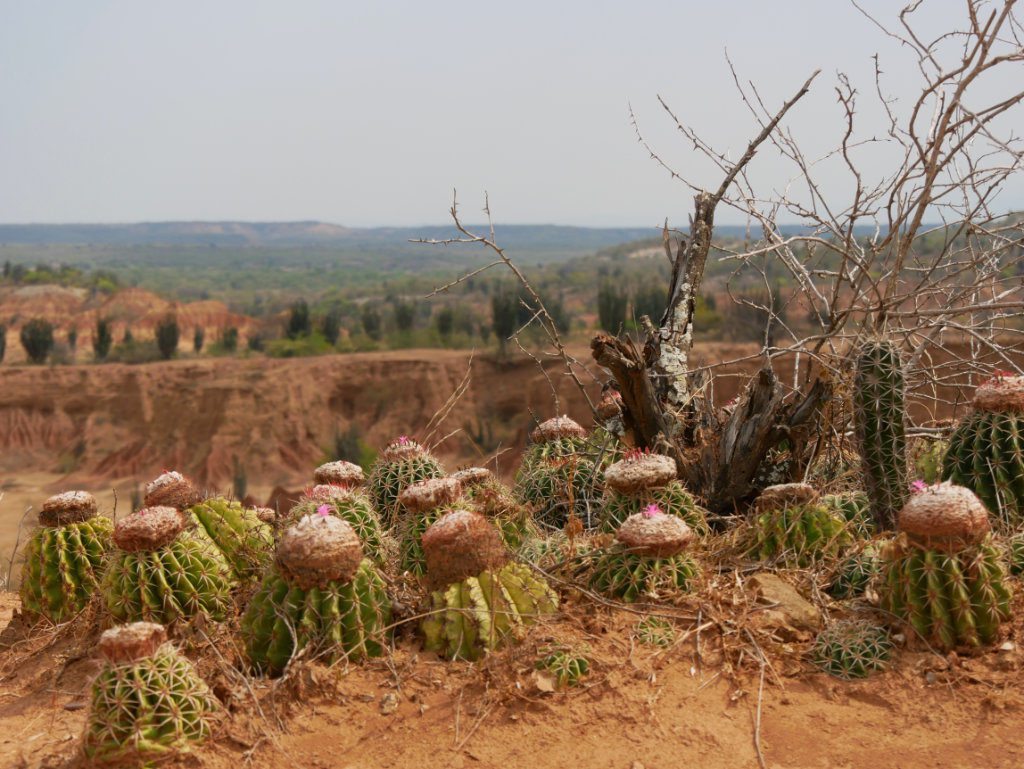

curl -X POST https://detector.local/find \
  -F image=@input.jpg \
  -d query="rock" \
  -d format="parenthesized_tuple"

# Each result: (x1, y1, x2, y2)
(380, 692, 399, 715)
(746, 573, 821, 632)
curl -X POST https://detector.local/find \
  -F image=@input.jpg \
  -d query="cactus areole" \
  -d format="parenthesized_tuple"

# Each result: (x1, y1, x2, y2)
(144, 470, 202, 510)
(39, 490, 98, 527)
(898, 482, 990, 551)
(113, 506, 185, 551)
(276, 515, 363, 589)
(98, 622, 168, 664)
(422, 509, 509, 589)
(313, 460, 365, 488)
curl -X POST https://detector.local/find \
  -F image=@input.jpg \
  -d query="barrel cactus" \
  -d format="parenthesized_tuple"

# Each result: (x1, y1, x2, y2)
(396, 477, 471, 577)
(514, 416, 604, 530)
(241, 514, 391, 676)
(82, 623, 218, 765)
(288, 484, 393, 564)
(600, 450, 707, 534)
(828, 542, 882, 600)
(1007, 530, 1024, 576)
(103, 506, 234, 625)
(144, 470, 203, 510)
(535, 647, 590, 688)
(366, 436, 445, 525)
(812, 620, 893, 679)
(19, 491, 113, 624)
(880, 482, 1011, 650)
(454, 466, 537, 551)
(821, 491, 875, 539)
(420, 510, 558, 660)
(590, 507, 700, 602)
(749, 483, 849, 567)
(188, 497, 273, 580)
(909, 437, 947, 485)
(942, 374, 1024, 528)
(853, 339, 909, 530)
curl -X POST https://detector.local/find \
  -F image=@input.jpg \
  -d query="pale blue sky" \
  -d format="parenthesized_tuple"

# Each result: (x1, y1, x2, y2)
(1, 1, 1021, 226)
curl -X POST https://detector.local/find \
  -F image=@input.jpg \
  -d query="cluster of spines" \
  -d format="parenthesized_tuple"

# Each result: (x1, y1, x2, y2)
(820, 491, 875, 540)
(535, 647, 591, 688)
(853, 339, 910, 530)
(589, 548, 699, 603)
(812, 621, 893, 679)
(634, 616, 676, 648)
(828, 543, 882, 600)
(601, 483, 708, 535)
(750, 501, 849, 567)
(188, 497, 274, 580)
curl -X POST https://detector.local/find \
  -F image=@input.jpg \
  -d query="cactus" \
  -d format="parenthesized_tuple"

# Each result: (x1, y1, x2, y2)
(749, 483, 850, 567)
(288, 485, 393, 565)
(590, 508, 700, 602)
(188, 497, 273, 580)
(241, 515, 391, 676)
(313, 459, 365, 489)
(942, 374, 1024, 528)
(144, 470, 202, 510)
(853, 339, 909, 530)
(396, 477, 471, 577)
(1007, 530, 1024, 576)
(821, 491, 875, 539)
(514, 416, 605, 529)
(419, 510, 558, 660)
(454, 467, 538, 551)
(366, 437, 445, 525)
(879, 482, 1011, 650)
(82, 623, 218, 764)
(519, 531, 594, 578)
(812, 620, 893, 680)
(103, 506, 234, 625)
(535, 647, 590, 688)
(634, 616, 676, 648)
(909, 437, 947, 485)
(600, 450, 708, 534)
(828, 543, 882, 600)
(19, 491, 113, 623)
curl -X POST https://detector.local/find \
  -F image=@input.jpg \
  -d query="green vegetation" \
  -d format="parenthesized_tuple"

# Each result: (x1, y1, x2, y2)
(20, 318, 54, 363)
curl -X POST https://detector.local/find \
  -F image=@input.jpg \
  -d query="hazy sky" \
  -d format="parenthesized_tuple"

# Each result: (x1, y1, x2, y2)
(1, 1, 1022, 227)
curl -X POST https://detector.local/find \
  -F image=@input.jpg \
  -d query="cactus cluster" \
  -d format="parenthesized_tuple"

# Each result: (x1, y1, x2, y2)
(20, 491, 113, 624)
(288, 485, 392, 565)
(634, 615, 677, 648)
(749, 484, 849, 567)
(145, 470, 203, 511)
(535, 647, 590, 688)
(853, 339, 910, 530)
(241, 514, 391, 675)
(103, 506, 234, 625)
(812, 620, 893, 680)
(828, 543, 882, 600)
(514, 416, 604, 529)
(188, 497, 273, 580)
(942, 374, 1024, 528)
(82, 623, 218, 765)
(821, 491, 874, 539)
(396, 477, 472, 577)
(367, 437, 445, 525)
(455, 467, 537, 551)
(880, 482, 1011, 650)
(600, 450, 707, 534)
(590, 508, 700, 602)
(420, 510, 558, 660)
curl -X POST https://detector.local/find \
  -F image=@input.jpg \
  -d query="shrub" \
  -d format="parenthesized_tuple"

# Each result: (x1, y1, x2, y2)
(0, 324, 6, 363)
(155, 315, 179, 360)
(220, 326, 239, 353)
(361, 305, 382, 341)
(286, 300, 311, 339)
(193, 326, 204, 353)
(598, 282, 628, 333)
(94, 318, 113, 361)
(20, 318, 54, 364)
(321, 308, 342, 346)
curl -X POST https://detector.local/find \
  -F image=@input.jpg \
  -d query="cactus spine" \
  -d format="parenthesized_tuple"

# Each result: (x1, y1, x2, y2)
(82, 623, 218, 764)
(600, 450, 707, 534)
(749, 484, 849, 567)
(103, 506, 234, 625)
(240, 514, 391, 675)
(853, 339, 909, 530)
(366, 437, 445, 525)
(188, 496, 273, 579)
(19, 491, 112, 623)
(828, 542, 882, 600)
(879, 483, 1011, 650)
(942, 374, 1024, 528)
(812, 621, 893, 679)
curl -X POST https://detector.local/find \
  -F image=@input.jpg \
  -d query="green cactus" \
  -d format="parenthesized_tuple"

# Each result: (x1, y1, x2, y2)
(366, 437, 445, 525)
(942, 375, 1024, 528)
(241, 516, 391, 676)
(395, 478, 471, 578)
(535, 647, 590, 688)
(634, 616, 677, 648)
(602, 483, 708, 534)
(519, 531, 594, 578)
(19, 492, 112, 623)
(1007, 530, 1024, 576)
(821, 491, 875, 539)
(812, 621, 893, 679)
(909, 437, 948, 485)
(514, 417, 605, 529)
(880, 483, 1011, 650)
(288, 489, 393, 565)
(188, 497, 273, 580)
(82, 623, 218, 765)
(828, 543, 882, 600)
(589, 547, 700, 603)
(103, 507, 234, 626)
(749, 485, 850, 567)
(420, 562, 558, 661)
(853, 339, 909, 530)
(457, 469, 538, 552)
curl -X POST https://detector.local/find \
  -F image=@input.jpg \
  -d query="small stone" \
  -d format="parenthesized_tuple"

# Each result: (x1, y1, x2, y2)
(746, 573, 821, 631)
(380, 692, 399, 715)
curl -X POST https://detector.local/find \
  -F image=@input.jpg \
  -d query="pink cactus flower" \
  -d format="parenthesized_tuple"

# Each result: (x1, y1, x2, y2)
(910, 480, 928, 493)
(643, 503, 662, 518)
(397, 435, 410, 445)
(316, 504, 331, 517)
